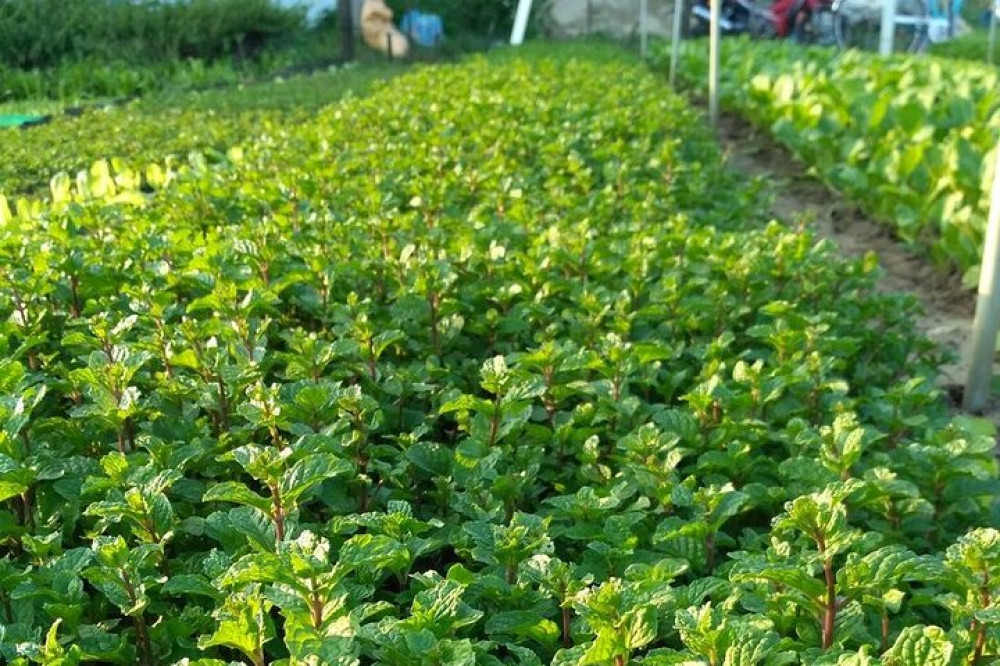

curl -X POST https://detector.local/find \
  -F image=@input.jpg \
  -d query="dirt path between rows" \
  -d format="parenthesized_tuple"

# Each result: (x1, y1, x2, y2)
(713, 112, 988, 410)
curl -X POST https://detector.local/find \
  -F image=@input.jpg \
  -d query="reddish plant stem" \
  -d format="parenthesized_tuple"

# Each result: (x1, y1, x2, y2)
(309, 583, 324, 630)
(973, 569, 991, 664)
(123, 417, 136, 452)
(69, 274, 81, 318)
(269, 483, 285, 543)
(817, 533, 836, 650)
(118, 569, 154, 666)
(561, 606, 572, 648)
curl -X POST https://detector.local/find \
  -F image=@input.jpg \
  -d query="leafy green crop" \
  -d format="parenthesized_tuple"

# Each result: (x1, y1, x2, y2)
(0, 44, 997, 665)
(655, 38, 1000, 283)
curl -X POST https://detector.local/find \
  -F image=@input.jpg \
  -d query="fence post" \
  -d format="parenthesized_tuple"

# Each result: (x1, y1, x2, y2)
(964, 144, 1000, 411)
(670, 0, 685, 86)
(640, 0, 649, 58)
(989, 1, 997, 65)
(879, 0, 896, 55)
(511, 0, 534, 44)
(709, 0, 721, 126)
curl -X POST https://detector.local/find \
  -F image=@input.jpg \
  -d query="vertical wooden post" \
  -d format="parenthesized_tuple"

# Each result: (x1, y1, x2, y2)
(964, 144, 1000, 411)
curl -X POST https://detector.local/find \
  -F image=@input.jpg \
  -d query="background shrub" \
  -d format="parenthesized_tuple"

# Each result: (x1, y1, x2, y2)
(0, 0, 307, 70)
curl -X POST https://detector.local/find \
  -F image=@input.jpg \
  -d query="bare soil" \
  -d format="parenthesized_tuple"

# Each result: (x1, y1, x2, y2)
(713, 112, 989, 410)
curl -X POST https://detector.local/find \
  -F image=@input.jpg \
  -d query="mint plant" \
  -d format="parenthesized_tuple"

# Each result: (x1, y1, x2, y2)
(0, 44, 995, 665)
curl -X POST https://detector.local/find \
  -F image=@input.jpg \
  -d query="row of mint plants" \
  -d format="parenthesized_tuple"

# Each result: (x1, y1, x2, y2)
(654, 38, 1000, 285)
(0, 46, 998, 665)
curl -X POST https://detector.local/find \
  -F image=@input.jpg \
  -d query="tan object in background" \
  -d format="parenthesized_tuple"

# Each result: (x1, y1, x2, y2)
(361, 0, 410, 57)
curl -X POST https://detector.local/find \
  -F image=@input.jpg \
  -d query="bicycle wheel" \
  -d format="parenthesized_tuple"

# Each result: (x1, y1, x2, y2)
(833, 0, 929, 52)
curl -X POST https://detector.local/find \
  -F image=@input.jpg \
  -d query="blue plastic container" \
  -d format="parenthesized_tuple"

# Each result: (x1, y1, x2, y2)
(401, 10, 444, 47)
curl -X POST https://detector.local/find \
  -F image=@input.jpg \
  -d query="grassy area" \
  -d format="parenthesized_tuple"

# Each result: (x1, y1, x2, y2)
(136, 61, 407, 114)
(0, 99, 65, 117)
(928, 28, 996, 61)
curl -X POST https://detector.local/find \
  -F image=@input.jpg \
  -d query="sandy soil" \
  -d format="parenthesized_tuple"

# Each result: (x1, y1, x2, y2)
(712, 112, 992, 413)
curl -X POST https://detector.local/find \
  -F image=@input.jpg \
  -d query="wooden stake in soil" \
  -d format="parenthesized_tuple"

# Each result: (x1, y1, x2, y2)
(964, 144, 1000, 411)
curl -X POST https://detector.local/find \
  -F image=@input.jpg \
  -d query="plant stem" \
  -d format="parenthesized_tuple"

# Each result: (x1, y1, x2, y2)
(123, 417, 136, 452)
(488, 396, 501, 447)
(561, 606, 572, 648)
(20, 488, 35, 531)
(69, 274, 81, 318)
(705, 532, 716, 573)
(216, 374, 229, 429)
(309, 582, 324, 630)
(974, 569, 991, 664)
(816, 534, 836, 650)
(1, 591, 13, 624)
(253, 645, 266, 666)
(614, 656, 626, 666)
(119, 569, 154, 666)
(428, 291, 441, 356)
(269, 482, 285, 543)
(974, 622, 987, 664)
(880, 608, 889, 654)
(366, 336, 377, 380)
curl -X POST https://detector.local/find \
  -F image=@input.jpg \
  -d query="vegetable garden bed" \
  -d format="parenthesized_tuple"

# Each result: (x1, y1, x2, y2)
(1, 44, 999, 664)
(655, 38, 1000, 286)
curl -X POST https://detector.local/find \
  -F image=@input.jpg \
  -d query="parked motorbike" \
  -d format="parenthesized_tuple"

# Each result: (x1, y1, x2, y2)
(683, 0, 836, 43)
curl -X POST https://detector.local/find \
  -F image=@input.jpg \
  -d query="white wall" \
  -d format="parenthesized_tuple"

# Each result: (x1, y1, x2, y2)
(549, 0, 673, 38)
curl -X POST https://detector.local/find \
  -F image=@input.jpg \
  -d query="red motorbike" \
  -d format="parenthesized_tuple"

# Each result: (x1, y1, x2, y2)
(684, 0, 836, 43)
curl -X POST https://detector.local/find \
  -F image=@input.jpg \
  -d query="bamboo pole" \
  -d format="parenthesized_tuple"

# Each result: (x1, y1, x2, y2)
(964, 144, 1000, 411)
(511, 0, 534, 45)
(669, 0, 685, 87)
(879, 0, 896, 55)
(709, 0, 721, 126)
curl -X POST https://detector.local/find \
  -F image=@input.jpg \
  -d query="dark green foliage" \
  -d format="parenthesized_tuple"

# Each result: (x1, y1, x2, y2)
(0, 0, 306, 70)
(0, 44, 997, 665)
(385, 0, 552, 40)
